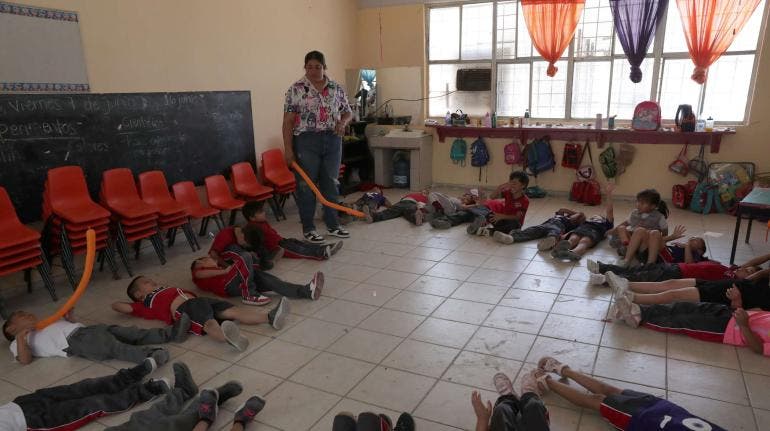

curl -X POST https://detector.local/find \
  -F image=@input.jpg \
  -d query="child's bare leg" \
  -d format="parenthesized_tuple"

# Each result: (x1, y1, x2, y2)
(230, 423, 244, 431)
(544, 376, 606, 411)
(219, 307, 269, 325)
(193, 421, 210, 431)
(630, 278, 695, 293)
(646, 230, 664, 264)
(203, 319, 226, 342)
(616, 227, 631, 244)
(572, 237, 594, 256)
(632, 287, 700, 305)
(623, 227, 648, 261)
(562, 366, 623, 397)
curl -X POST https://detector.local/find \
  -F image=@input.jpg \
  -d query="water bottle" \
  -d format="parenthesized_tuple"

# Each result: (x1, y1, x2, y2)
(524, 109, 530, 126)
(491, 112, 497, 128)
(705, 116, 714, 132)
(695, 117, 706, 132)
(445, 111, 451, 125)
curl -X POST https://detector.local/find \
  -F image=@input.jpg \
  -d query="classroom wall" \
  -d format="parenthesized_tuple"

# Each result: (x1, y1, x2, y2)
(356, 4, 425, 68)
(356, 3, 770, 196)
(18, 0, 359, 153)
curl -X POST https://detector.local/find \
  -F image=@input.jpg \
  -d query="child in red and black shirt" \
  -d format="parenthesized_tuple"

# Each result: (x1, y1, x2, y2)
(467, 171, 530, 236)
(111, 276, 289, 351)
(362, 189, 431, 225)
(242, 201, 342, 261)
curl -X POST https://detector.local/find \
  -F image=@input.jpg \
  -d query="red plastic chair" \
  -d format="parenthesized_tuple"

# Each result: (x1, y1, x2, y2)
(261, 149, 296, 213)
(205, 175, 245, 226)
(138, 171, 199, 252)
(172, 181, 223, 236)
(0, 187, 56, 305)
(101, 168, 166, 274)
(46, 166, 111, 225)
(231, 162, 283, 221)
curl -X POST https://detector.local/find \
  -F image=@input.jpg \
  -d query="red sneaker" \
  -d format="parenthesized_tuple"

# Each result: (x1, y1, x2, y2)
(242, 295, 271, 306)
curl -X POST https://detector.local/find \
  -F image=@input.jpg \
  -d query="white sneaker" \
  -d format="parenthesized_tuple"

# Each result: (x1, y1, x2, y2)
(589, 273, 607, 286)
(493, 231, 514, 244)
(606, 271, 632, 299)
(611, 295, 641, 327)
(309, 271, 324, 300)
(537, 236, 557, 251)
(586, 259, 600, 274)
(304, 230, 325, 243)
(324, 241, 343, 259)
(221, 321, 250, 352)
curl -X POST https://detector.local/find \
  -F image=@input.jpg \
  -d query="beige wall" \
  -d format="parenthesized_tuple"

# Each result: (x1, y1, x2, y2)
(356, 4, 425, 68)
(19, 0, 359, 153)
(357, 3, 770, 196)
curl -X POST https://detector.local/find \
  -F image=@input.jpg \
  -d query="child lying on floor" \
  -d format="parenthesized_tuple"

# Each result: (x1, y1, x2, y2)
(111, 276, 288, 352)
(243, 201, 342, 261)
(2, 308, 189, 365)
(191, 256, 323, 302)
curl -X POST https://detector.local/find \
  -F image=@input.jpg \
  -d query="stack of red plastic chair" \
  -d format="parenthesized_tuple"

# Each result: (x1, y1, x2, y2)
(261, 149, 297, 214)
(42, 166, 119, 287)
(172, 181, 223, 236)
(230, 162, 283, 221)
(205, 175, 246, 226)
(100, 168, 166, 276)
(0, 187, 56, 316)
(137, 171, 199, 251)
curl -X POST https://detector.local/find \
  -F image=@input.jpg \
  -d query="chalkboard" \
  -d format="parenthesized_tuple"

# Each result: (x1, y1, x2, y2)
(0, 91, 256, 223)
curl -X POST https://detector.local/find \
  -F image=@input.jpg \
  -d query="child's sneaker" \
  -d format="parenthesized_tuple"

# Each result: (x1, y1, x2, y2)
(394, 413, 415, 431)
(588, 273, 607, 285)
(268, 297, 289, 330)
(324, 241, 343, 259)
(145, 377, 171, 395)
(309, 271, 324, 300)
(611, 295, 641, 327)
(493, 372, 515, 396)
(554, 239, 571, 251)
(414, 209, 424, 226)
(148, 348, 170, 367)
(242, 295, 271, 306)
(221, 321, 250, 352)
(197, 389, 219, 423)
(550, 248, 579, 261)
(466, 216, 486, 235)
(172, 362, 198, 399)
(304, 230, 325, 243)
(216, 381, 244, 404)
(233, 395, 266, 424)
(586, 259, 600, 274)
(475, 226, 492, 237)
(521, 369, 549, 397)
(493, 231, 514, 244)
(327, 227, 350, 238)
(170, 313, 192, 342)
(537, 236, 557, 251)
(430, 218, 452, 229)
(606, 271, 632, 299)
(537, 356, 567, 376)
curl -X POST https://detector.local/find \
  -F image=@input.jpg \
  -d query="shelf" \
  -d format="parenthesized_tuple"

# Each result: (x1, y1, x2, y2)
(430, 125, 735, 153)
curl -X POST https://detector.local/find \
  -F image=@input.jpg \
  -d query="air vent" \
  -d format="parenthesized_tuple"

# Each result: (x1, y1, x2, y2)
(456, 68, 491, 91)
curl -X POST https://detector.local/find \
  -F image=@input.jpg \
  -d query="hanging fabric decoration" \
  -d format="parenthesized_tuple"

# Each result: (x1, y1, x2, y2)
(610, 0, 669, 83)
(521, 0, 586, 77)
(676, 0, 760, 84)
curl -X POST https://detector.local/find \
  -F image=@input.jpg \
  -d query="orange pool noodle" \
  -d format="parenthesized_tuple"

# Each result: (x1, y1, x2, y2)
(35, 228, 96, 330)
(291, 161, 365, 218)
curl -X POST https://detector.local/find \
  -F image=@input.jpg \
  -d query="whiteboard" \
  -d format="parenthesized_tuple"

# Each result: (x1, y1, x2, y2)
(0, 1, 89, 92)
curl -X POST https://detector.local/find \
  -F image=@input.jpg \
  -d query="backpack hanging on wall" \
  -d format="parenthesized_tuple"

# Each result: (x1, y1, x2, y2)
(668, 143, 689, 176)
(688, 144, 708, 181)
(470, 137, 490, 182)
(570, 141, 601, 205)
(504, 139, 524, 166)
(450, 138, 467, 167)
(599, 144, 618, 178)
(524, 136, 555, 177)
(561, 141, 582, 169)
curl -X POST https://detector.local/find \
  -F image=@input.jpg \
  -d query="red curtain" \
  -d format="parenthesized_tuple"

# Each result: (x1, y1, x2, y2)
(521, 0, 586, 77)
(676, 0, 761, 84)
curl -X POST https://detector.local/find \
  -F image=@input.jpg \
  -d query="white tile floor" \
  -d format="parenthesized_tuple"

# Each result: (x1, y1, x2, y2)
(2, 189, 770, 430)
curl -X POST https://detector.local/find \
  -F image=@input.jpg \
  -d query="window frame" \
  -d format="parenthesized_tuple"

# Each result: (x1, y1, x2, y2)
(424, 0, 769, 125)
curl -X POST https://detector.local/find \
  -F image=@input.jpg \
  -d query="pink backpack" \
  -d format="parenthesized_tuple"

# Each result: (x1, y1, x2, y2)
(632, 101, 661, 131)
(504, 139, 523, 165)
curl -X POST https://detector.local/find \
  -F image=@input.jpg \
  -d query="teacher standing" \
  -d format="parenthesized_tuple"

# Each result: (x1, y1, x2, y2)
(283, 50, 352, 243)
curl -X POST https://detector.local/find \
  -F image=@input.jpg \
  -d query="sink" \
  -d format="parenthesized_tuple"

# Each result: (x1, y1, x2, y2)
(385, 129, 427, 138)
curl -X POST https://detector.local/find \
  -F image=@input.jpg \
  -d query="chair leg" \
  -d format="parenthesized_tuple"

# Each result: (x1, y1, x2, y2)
(199, 217, 208, 236)
(181, 222, 198, 252)
(60, 229, 77, 289)
(36, 263, 58, 302)
(103, 238, 121, 280)
(149, 234, 167, 265)
(229, 210, 238, 226)
(274, 196, 287, 220)
(24, 269, 32, 293)
(188, 221, 201, 250)
(167, 228, 178, 247)
(267, 197, 281, 222)
(134, 239, 142, 260)
(0, 296, 8, 320)
(114, 226, 134, 277)
(213, 215, 224, 231)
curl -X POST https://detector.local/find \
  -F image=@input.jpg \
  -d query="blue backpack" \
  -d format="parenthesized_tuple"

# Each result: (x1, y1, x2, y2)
(690, 181, 725, 215)
(450, 138, 467, 167)
(471, 137, 490, 181)
(524, 137, 555, 177)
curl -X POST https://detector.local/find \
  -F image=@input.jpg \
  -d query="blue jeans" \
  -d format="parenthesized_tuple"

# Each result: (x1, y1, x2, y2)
(293, 131, 342, 232)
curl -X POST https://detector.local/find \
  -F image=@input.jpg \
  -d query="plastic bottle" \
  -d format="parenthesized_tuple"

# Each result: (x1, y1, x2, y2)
(445, 111, 451, 125)
(524, 109, 530, 127)
(705, 116, 714, 132)
(695, 117, 706, 132)
(491, 112, 497, 128)
(483, 112, 491, 128)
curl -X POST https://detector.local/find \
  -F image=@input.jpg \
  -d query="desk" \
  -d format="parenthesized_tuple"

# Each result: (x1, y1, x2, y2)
(730, 187, 770, 264)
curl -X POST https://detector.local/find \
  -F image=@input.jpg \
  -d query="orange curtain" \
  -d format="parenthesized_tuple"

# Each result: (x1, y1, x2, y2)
(676, 0, 761, 84)
(521, 0, 586, 77)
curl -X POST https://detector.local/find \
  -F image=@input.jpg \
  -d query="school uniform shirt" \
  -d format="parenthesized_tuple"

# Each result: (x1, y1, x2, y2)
(483, 194, 529, 224)
(722, 311, 770, 356)
(130, 286, 196, 325)
(677, 262, 735, 280)
(284, 76, 351, 135)
(660, 244, 705, 263)
(0, 402, 26, 431)
(192, 262, 249, 298)
(248, 221, 283, 252)
(624, 398, 725, 431)
(402, 192, 428, 204)
(9, 320, 83, 359)
(210, 226, 237, 255)
(627, 209, 668, 231)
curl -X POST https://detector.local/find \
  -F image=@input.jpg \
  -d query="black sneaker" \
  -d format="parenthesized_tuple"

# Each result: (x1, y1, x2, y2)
(170, 313, 192, 342)
(324, 241, 343, 258)
(268, 297, 289, 330)
(327, 227, 350, 238)
(215, 381, 244, 405)
(145, 377, 171, 395)
(233, 395, 266, 424)
(172, 362, 198, 399)
(394, 412, 415, 431)
(197, 389, 219, 423)
(304, 230, 325, 243)
(148, 348, 170, 367)
(466, 216, 486, 235)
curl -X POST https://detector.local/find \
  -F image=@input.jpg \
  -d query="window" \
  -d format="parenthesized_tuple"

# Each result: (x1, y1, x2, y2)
(427, 0, 767, 123)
